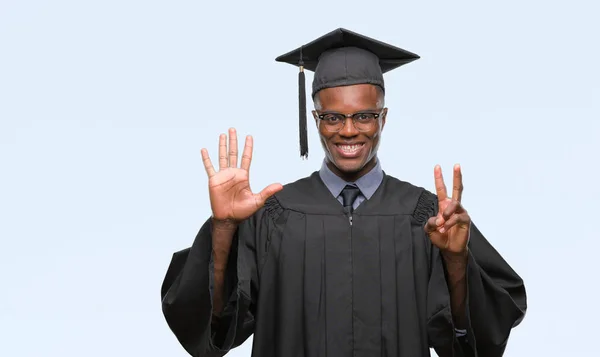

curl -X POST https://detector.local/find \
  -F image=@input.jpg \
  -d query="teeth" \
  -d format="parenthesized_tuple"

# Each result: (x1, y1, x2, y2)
(338, 144, 363, 153)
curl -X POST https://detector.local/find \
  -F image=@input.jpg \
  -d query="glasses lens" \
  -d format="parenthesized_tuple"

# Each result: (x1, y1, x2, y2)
(321, 114, 345, 132)
(319, 112, 379, 132)
(353, 113, 376, 131)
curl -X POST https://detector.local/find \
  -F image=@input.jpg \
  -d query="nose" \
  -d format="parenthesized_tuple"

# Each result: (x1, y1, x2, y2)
(339, 117, 359, 137)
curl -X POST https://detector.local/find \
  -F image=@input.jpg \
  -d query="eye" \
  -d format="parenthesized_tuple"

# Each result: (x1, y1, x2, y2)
(322, 114, 342, 122)
(355, 113, 375, 121)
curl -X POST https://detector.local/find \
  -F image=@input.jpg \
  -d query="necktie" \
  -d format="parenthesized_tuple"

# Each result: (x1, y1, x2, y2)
(340, 184, 361, 214)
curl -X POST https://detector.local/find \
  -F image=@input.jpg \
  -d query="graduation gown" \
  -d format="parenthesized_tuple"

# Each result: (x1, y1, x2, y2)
(161, 172, 527, 357)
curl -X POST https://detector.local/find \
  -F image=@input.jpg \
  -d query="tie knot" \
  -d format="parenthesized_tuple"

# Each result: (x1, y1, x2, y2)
(341, 184, 361, 210)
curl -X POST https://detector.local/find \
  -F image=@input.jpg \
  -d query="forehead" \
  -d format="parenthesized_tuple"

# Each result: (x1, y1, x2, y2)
(316, 84, 382, 112)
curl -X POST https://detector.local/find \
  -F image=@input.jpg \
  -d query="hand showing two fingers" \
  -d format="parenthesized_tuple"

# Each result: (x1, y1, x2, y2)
(424, 164, 471, 256)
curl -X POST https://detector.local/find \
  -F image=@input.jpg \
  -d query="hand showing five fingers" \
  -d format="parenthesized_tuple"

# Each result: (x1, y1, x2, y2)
(201, 128, 283, 223)
(424, 164, 471, 257)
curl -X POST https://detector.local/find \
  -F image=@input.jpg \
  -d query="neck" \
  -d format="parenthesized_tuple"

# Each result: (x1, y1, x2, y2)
(326, 156, 378, 182)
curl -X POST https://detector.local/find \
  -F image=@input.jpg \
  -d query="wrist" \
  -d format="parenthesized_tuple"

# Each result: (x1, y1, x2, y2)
(442, 249, 468, 276)
(442, 247, 468, 262)
(212, 217, 239, 232)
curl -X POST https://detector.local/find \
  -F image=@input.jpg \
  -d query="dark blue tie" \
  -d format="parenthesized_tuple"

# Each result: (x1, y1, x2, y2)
(340, 184, 361, 214)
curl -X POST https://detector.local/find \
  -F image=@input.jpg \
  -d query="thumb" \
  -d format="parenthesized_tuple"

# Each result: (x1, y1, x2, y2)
(425, 216, 447, 247)
(424, 216, 438, 235)
(255, 183, 284, 206)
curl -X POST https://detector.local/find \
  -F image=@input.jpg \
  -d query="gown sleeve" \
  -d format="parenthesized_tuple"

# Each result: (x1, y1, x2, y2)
(160, 198, 280, 357)
(415, 190, 527, 357)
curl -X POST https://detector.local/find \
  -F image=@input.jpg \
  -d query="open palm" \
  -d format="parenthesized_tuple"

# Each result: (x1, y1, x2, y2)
(201, 128, 283, 222)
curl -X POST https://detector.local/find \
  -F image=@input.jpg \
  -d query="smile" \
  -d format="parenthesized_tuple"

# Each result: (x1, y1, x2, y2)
(337, 143, 364, 152)
(335, 143, 365, 157)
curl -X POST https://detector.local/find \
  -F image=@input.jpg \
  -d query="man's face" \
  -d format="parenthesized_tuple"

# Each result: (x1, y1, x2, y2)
(313, 84, 387, 176)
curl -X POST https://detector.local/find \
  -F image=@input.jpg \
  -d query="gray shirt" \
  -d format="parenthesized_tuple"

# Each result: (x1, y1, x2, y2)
(318, 158, 384, 210)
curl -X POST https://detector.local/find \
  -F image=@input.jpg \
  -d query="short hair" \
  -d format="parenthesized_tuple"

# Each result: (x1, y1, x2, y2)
(313, 85, 385, 111)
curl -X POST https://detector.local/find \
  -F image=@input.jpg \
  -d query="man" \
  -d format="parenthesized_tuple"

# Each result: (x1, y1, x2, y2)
(160, 28, 527, 357)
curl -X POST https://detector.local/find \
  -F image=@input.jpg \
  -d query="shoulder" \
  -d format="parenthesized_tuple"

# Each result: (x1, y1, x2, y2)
(265, 172, 341, 215)
(261, 174, 315, 216)
(380, 174, 438, 221)
(383, 174, 435, 200)
(280, 172, 320, 194)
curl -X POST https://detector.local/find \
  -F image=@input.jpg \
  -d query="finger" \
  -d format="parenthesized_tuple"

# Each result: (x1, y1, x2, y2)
(442, 212, 471, 232)
(228, 128, 238, 168)
(255, 183, 284, 206)
(434, 165, 448, 203)
(424, 216, 438, 234)
(201, 148, 216, 177)
(218, 133, 228, 170)
(240, 135, 253, 171)
(452, 164, 463, 202)
(441, 200, 465, 220)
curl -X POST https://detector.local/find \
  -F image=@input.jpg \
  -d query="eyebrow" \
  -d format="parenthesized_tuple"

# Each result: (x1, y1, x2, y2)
(319, 108, 382, 114)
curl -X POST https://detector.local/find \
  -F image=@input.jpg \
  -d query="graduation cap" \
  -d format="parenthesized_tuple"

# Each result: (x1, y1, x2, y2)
(276, 28, 420, 158)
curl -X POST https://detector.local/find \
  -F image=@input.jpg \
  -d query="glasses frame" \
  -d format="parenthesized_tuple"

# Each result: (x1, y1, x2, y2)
(314, 110, 385, 133)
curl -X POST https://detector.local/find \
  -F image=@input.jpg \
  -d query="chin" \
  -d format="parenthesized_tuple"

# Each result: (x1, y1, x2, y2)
(323, 141, 374, 176)
(330, 155, 369, 173)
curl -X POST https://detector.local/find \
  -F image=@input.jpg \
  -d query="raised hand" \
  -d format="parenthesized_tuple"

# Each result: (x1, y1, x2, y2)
(201, 128, 283, 223)
(424, 164, 471, 257)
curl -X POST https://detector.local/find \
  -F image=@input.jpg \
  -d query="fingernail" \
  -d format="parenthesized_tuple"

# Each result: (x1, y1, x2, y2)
(439, 227, 445, 233)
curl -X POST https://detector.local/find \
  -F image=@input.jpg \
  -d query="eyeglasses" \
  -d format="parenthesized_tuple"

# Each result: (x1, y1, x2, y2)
(316, 111, 383, 133)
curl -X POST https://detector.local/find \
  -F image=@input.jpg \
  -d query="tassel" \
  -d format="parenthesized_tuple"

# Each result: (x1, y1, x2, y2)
(298, 62, 308, 159)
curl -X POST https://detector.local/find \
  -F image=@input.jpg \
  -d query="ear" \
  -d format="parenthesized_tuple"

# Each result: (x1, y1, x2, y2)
(312, 110, 319, 127)
(380, 108, 388, 130)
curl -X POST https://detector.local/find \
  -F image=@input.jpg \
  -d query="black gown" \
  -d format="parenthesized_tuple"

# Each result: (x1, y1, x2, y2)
(160, 172, 527, 357)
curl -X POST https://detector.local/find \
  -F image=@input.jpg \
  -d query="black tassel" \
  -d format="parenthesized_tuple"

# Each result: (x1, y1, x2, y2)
(298, 65, 308, 158)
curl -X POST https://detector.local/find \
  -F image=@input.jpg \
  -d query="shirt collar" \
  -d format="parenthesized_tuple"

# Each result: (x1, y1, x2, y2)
(319, 158, 384, 200)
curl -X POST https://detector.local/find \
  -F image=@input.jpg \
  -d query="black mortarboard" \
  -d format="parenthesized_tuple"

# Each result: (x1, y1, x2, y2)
(276, 28, 420, 158)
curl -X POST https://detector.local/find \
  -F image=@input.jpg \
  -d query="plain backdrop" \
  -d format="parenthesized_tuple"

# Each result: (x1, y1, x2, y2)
(1, 1, 598, 356)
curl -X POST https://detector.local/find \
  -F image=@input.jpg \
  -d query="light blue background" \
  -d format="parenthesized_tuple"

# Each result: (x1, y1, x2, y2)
(1, 1, 598, 356)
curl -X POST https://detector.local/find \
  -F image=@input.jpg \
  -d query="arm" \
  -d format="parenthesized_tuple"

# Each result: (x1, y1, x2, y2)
(425, 220, 526, 357)
(442, 251, 469, 330)
(422, 165, 526, 356)
(160, 216, 259, 357)
(161, 129, 282, 356)
(210, 219, 238, 317)
(426, 223, 526, 357)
